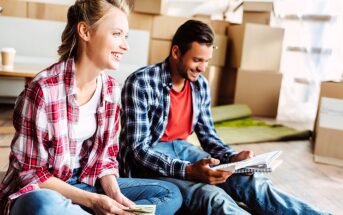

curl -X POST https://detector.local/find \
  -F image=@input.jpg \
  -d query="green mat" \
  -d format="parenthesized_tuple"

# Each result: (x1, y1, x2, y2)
(211, 104, 312, 145)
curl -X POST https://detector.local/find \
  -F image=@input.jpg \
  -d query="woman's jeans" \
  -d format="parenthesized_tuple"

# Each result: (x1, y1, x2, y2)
(10, 169, 182, 215)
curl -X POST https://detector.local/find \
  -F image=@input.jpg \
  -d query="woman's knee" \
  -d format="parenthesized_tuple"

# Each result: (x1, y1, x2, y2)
(11, 189, 68, 215)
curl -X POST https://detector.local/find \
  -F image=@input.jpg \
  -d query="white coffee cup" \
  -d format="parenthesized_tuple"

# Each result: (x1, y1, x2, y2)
(1, 48, 16, 70)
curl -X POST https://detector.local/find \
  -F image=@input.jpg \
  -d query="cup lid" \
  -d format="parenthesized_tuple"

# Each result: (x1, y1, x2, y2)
(1, 48, 16, 53)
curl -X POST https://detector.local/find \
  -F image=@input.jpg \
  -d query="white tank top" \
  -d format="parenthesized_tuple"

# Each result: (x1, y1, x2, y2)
(73, 76, 102, 168)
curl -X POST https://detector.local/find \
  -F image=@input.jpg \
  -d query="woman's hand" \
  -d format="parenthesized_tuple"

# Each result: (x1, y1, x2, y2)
(91, 193, 134, 215)
(100, 175, 135, 208)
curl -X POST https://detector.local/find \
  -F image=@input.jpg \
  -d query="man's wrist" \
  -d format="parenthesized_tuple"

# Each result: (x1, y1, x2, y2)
(185, 164, 193, 180)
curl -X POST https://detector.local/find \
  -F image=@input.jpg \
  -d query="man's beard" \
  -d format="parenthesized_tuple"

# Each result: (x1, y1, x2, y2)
(176, 59, 194, 82)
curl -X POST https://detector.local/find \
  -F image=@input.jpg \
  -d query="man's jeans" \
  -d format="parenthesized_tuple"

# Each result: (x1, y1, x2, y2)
(10, 169, 182, 215)
(140, 140, 331, 215)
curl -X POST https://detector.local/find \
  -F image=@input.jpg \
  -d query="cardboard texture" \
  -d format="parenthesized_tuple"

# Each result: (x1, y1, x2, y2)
(218, 68, 237, 105)
(234, 70, 282, 117)
(203, 66, 223, 106)
(152, 16, 210, 40)
(0, 0, 27, 17)
(243, 11, 271, 25)
(228, 23, 284, 71)
(133, 0, 167, 15)
(129, 12, 154, 32)
(211, 35, 228, 67)
(314, 81, 343, 167)
(210, 20, 230, 35)
(28, 2, 68, 22)
(149, 39, 171, 64)
(242, 0, 274, 12)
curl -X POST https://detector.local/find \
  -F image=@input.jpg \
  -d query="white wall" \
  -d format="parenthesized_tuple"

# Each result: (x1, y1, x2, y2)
(0, 16, 149, 100)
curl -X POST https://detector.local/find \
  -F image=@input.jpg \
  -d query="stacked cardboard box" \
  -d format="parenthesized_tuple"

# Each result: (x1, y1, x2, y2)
(133, 0, 167, 15)
(235, 0, 274, 25)
(222, 23, 284, 117)
(313, 81, 343, 167)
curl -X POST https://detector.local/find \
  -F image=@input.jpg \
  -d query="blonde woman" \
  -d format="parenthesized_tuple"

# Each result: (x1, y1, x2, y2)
(0, 1, 182, 215)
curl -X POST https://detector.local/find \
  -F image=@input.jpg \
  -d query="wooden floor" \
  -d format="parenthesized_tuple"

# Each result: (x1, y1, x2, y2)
(0, 104, 342, 214)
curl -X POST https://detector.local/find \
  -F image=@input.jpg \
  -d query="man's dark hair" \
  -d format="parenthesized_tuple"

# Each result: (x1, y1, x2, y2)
(171, 19, 214, 55)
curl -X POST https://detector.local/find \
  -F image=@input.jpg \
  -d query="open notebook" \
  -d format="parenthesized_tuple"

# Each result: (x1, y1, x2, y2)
(212, 150, 282, 173)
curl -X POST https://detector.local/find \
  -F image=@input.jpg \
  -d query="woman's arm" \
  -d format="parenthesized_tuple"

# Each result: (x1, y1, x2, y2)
(40, 176, 133, 215)
(99, 174, 135, 207)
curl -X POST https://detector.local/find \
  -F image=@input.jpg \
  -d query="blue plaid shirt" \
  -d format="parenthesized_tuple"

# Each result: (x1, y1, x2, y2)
(119, 59, 236, 179)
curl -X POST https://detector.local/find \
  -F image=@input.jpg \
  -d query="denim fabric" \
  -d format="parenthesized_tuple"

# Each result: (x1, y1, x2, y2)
(11, 169, 182, 215)
(146, 140, 331, 215)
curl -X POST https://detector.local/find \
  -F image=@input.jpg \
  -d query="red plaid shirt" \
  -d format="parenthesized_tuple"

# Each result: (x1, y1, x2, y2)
(0, 59, 121, 214)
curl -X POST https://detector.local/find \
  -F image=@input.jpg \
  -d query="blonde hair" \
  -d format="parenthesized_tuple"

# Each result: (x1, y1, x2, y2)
(57, 0, 133, 62)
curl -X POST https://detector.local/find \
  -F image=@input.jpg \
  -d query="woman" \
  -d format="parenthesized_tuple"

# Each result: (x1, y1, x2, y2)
(0, 1, 182, 215)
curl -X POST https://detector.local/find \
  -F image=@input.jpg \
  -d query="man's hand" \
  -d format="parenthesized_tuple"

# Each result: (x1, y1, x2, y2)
(231, 150, 255, 162)
(231, 150, 255, 176)
(185, 158, 233, 184)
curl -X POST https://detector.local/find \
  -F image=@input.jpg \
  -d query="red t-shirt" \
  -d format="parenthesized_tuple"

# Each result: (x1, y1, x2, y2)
(160, 80, 193, 142)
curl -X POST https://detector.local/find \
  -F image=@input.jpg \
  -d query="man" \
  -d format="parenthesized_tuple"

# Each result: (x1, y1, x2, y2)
(119, 20, 329, 215)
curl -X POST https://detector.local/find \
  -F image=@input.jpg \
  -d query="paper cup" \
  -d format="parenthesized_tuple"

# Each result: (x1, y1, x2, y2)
(1, 48, 16, 70)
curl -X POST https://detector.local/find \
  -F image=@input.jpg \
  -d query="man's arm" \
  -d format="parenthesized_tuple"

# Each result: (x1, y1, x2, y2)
(120, 74, 190, 179)
(194, 77, 237, 163)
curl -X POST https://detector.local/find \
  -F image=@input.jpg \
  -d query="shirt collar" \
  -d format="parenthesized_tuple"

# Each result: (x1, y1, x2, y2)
(160, 58, 201, 92)
(160, 58, 173, 90)
(64, 58, 114, 103)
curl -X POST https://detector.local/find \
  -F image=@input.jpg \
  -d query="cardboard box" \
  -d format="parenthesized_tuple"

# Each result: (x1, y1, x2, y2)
(28, 2, 68, 22)
(149, 39, 171, 64)
(234, 70, 282, 117)
(241, 0, 274, 12)
(133, 0, 167, 15)
(218, 68, 238, 105)
(243, 11, 271, 25)
(203, 66, 223, 106)
(210, 20, 230, 35)
(0, 0, 27, 17)
(129, 12, 154, 32)
(211, 35, 228, 67)
(152, 16, 211, 40)
(314, 81, 343, 167)
(228, 23, 284, 71)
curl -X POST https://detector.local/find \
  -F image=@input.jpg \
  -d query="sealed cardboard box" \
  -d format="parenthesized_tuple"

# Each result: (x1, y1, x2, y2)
(203, 66, 223, 106)
(211, 35, 228, 67)
(314, 81, 343, 167)
(152, 16, 210, 40)
(228, 23, 284, 71)
(242, 0, 274, 12)
(28, 2, 68, 22)
(234, 70, 282, 117)
(149, 39, 171, 64)
(133, 0, 167, 15)
(210, 20, 230, 35)
(129, 12, 154, 32)
(218, 67, 237, 105)
(243, 11, 271, 25)
(0, 0, 27, 17)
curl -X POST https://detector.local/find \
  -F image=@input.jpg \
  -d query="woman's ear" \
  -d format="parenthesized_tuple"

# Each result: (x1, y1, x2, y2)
(171, 45, 181, 60)
(77, 21, 91, 42)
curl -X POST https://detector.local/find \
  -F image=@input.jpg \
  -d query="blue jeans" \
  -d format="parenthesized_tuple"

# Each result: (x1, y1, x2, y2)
(11, 169, 182, 215)
(141, 140, 330, 215)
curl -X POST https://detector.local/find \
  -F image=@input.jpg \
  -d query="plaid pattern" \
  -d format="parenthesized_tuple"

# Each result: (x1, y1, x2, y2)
(119, 59, 236, 179)
(0, 59, 121, 214)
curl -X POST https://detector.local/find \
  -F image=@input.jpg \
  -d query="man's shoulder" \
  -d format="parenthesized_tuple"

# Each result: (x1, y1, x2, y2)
(126, 63, 163, 83)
